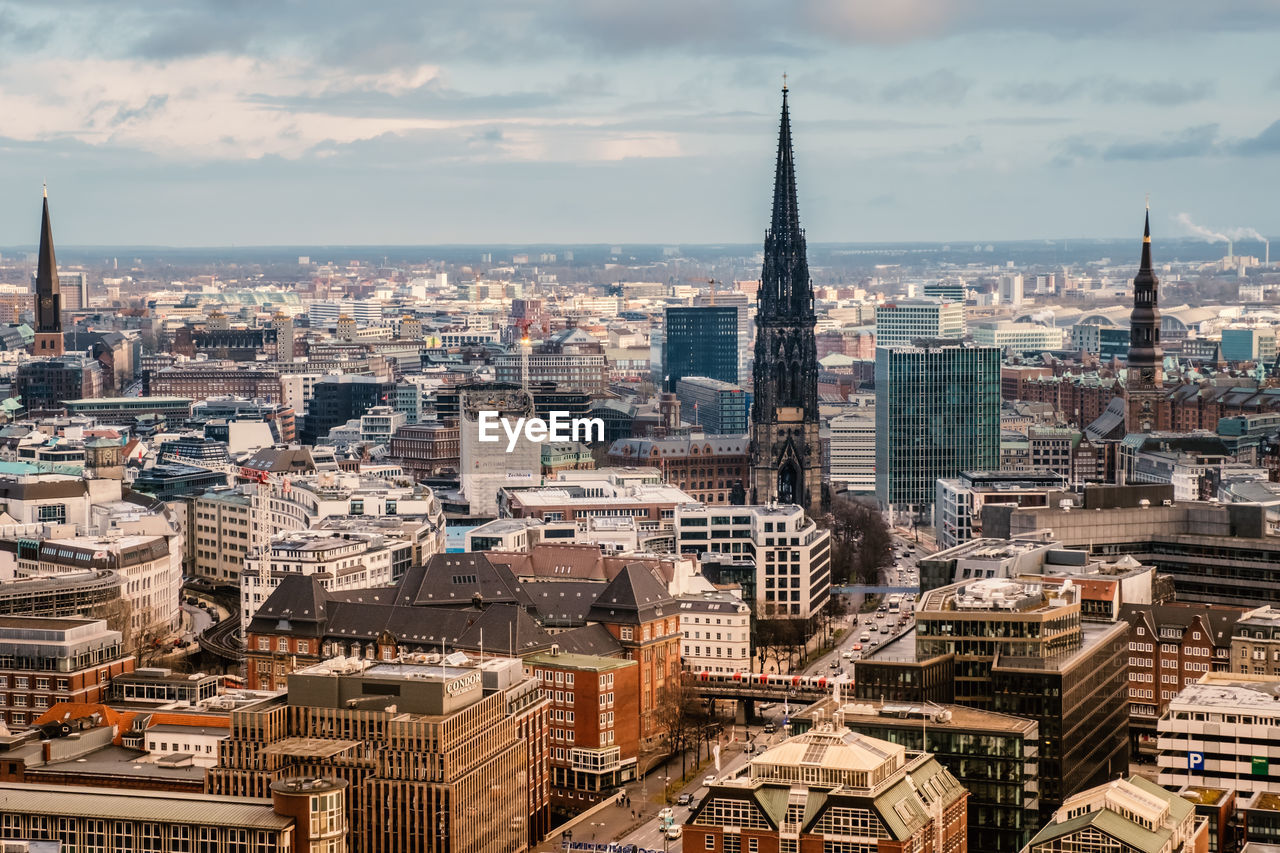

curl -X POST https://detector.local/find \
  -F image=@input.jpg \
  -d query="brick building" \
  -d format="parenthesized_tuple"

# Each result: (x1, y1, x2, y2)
(583, 564, 680, 747)
(1120, 602, 1242, 753)
(522, 650, 639, 813)
(0, 616, 135, 730)
(146, 362, 284, 402)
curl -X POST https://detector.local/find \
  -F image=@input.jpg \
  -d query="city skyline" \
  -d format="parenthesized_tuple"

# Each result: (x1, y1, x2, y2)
(0, 1, 1277, 246)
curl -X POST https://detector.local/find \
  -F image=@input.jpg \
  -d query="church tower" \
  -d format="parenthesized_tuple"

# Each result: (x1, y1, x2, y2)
(33, 186, 64, 356)
(750, 84, 822, 509)
(1125, 207, 1164, 432)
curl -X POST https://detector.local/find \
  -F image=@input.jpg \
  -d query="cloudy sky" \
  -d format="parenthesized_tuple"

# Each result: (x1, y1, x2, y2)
(0, 0, 1277, 247)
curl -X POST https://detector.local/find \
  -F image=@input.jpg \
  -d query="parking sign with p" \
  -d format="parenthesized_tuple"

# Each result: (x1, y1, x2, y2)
(1188, 752, 1204, 772)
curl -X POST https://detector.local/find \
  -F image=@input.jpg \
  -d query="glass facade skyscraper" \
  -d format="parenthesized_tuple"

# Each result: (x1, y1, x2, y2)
(661, 306, 741, 391)
(875, 342, 1001, 513)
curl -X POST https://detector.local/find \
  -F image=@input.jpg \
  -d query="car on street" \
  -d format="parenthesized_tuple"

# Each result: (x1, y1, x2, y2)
(852, 643, 862, 651)
(868, 639, 880, 648)
(666, 825, 683, 840)
(704, 775, 717, 787)
(677, 793, 692, 806)
(658, 807, 674, 825)
(859, 632, 870, 642)
(841, 651, 853, 659)
(763, 723, 776, 734)
(829, 660, 839, 669)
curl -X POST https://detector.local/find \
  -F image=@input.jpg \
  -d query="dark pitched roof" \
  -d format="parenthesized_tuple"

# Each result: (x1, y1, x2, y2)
(584, 562, 674, 626)
(253, 573, 328, 624)
(1118, 602, 1243, 649)
(394, 553, 534, 609)
(554, 623, 624, 657)
(241, 446, 315, 474)
(1085, 396, 1128, 442)
(525, 579, 608, 626)
(454, 604, 556, 655)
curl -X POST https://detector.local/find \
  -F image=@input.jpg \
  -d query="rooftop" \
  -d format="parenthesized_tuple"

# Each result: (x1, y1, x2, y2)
(0, 783, 292, 829)
(522, 651, 637, 672)
(1171, 673, 1280, 709)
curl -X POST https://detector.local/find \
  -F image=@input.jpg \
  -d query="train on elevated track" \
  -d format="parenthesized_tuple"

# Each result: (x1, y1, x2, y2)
(688, 670, 851, 692)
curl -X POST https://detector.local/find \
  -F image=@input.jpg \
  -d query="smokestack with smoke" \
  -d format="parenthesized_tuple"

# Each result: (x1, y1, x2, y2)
(1175, 213, 1228, 242)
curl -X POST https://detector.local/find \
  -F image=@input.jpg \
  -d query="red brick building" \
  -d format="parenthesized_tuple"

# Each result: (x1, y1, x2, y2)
(0, 616, 135, 731)
(522, 650, 638, 812)
(583, 564, 682, 747)
(1120, 602, 1243, 753)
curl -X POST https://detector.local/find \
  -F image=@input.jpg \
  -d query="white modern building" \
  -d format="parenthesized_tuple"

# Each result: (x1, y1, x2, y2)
(675, 503, 831, 620)
(874, 298, 964, 347)
(359, 405, 406, 444)
(679, 590, 752, 673)
(998, 273, 1024, 307)
(240, 528, 415, 630)
(828, 411, 876, 494)
(1157, 672, 1280, 796)
(971, 320, 1064, 352)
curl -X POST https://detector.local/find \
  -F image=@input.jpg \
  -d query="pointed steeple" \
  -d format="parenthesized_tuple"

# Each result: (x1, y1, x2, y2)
(761, 83, 812, 321)
(33, 186, 64, 356)
(1139, 205, 1152, 275)
(36, 188, 60, 303)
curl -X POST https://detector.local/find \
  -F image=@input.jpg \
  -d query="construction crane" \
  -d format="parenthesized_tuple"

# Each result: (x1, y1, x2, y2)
(685, 276, 719, 306)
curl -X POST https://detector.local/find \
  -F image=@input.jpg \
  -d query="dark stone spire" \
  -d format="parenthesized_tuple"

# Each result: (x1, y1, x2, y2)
(751, 84, 823, 510)
(1127, 205, 1162, 375)
(33, 185, 64, 355)
(760, 84, 813, 322)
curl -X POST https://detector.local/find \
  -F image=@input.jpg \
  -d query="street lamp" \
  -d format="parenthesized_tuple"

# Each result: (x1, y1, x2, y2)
(663, 774, 671, 805)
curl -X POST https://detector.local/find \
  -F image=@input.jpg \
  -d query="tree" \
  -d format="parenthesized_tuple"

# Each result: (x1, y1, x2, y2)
(654, 679, 702, 780)
(822, 496, 894, 586)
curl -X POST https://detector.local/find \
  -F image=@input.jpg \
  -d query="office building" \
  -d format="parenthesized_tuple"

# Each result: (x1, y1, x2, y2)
(687, 723, 968, 853)
(661, 306, 742, 391)
(13, 354, 103, 412)
(1158, 672, 1280, 796)
(207, 655, 547, 851)
(62, 395, 193, 425)
(972, 320, 1064, 352)
(924, 278, 967, 303)
(875, 343, 1001, 516)
(1023, 776, 1207, 853)
(750, 89, 822, 509)
(239, 528, 415, 631)
(874, 298, 964, 347)
(793, 698, 1040, 853)
(933, 471, 1065, 549)
(147, 362, 285, 402)
(1122, 602, 1242, 755)
(494, 328, 609, 394)
(301, 374, 395, 444)
(0, 616, 135, 730)
(828, 409, 876, 494)
(998, 273, 1024, 307)
(694, 290, 751, 385)
(986, 489, 1280, 608)
(675, 502, 831, 620)
(459, 383, 542, 516)
(856, 578, 1129, 813)
(674, 376, 748, 435)
(388, 421, 461, 480)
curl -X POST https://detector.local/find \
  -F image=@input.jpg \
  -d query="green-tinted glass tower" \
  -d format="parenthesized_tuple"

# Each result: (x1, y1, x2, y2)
(875, 343, 1001, 515)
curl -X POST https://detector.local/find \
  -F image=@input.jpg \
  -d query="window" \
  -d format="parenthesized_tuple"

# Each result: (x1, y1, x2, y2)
(705, 836, 716, 851)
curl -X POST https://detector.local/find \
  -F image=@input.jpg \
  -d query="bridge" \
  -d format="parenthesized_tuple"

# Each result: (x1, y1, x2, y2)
(693, 681, 836, 704)
(829, 585, 918, 595)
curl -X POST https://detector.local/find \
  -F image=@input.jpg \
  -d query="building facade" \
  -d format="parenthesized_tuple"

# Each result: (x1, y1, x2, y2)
(662, 307, 742, 390)
(675, 503, 831, 621)
(0, 616, 135, 730)
(874, 298, 965, 347)
(678, 591, 752, 674)
(875, 343, 1001, 516)
(675, 376, 748, 435)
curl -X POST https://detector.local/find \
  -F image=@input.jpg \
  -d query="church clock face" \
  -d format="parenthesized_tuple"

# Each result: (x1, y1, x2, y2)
(1140, 367, 1156, 384)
